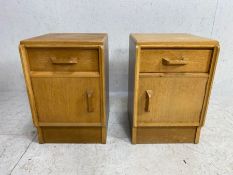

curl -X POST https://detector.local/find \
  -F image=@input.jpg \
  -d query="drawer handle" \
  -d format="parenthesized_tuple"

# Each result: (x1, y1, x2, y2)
(145, 90, 153, 112)
(86, 90, 94, 112)
(162, 58, 188, 66)
(50, 57, 78, 64)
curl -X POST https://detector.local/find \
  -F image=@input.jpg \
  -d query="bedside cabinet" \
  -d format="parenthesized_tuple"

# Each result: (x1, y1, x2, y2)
(19, 33, 109, 143)
(128, 33, 219, 144)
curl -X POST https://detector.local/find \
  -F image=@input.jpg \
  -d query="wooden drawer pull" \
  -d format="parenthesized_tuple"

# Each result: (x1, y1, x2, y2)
(50, 57, 78, 64)
(86, 90, 94, 112)
(162, 58, 188, 66)
(145, 90, 153, 112)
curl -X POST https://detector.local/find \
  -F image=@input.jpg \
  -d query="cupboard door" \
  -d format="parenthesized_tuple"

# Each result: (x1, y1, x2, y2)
(137, 75, 208, 124)
(31, 77, 101, 123)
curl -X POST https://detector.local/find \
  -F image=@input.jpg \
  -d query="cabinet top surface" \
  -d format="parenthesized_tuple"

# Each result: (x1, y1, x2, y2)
(131, 33, 219, 46)
(20, 33, 107, 45)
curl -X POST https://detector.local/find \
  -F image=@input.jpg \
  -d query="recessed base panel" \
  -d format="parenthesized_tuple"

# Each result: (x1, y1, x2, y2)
(132, 126, 199, 144)
(38, 127, 104, 144)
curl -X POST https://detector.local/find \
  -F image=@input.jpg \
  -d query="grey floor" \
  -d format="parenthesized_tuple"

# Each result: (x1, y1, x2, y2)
(0, 90, 233, 175)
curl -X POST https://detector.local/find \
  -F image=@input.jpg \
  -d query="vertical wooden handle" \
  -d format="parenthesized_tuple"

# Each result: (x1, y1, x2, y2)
(86, 91, 94, 112)
(145, 90, 153, 112)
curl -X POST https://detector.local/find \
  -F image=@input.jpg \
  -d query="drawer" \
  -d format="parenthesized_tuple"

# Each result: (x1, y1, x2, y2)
(140, 49, 212, 73)
(137, 75, 208, 124)
(27, 48, 99, 72)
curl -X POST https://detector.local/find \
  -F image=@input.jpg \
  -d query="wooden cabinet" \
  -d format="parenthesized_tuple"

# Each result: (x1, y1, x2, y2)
(19, 33, 109, 143)
(128, 33, 219, 144)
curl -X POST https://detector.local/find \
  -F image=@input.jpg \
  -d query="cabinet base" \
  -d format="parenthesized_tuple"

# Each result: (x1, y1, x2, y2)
(37, 127, 106, 144)
(132, 126, 201, 144)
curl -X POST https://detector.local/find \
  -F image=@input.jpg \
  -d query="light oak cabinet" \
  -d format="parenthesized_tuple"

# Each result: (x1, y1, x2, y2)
(19, 33, 109, 143)
(128, 33, 219, 144)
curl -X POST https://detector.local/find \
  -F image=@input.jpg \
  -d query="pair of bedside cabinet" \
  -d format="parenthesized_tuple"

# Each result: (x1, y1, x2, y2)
(19, 33, 219, 144)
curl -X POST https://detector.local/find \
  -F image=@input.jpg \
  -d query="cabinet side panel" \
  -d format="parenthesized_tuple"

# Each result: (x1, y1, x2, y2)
(104, 37, 109, 127)
(200, 45, 220, 126)
(128, 36, 136, 128)
(19, 45, 44, 143)
(101, 36, 109, 144)
(19, 45, 38, 126)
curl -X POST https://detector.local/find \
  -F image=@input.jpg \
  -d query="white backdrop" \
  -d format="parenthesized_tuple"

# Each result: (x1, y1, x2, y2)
(0, 0, 232, 98)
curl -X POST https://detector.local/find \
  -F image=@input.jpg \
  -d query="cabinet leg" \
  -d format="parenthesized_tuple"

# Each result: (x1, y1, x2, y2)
(195, 127, 201, 144)
(101, 127, 106, 144)
(37, 127, 44, 144)
(132, 127, 137, 144)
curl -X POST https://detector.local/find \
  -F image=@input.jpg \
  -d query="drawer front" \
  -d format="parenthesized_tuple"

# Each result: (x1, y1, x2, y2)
(140, 49, 212, 73)
(136, 127, 197, 143)
(137, 76, 207, 124)
(41, 127, 102, 143)
(31, 77, 101, 123)
(27, 48, 99, 72)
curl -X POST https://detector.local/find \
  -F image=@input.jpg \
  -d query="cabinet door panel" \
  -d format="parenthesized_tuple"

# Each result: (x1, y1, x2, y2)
(31, 77, 100, 123)
(138, 76, 207, 124)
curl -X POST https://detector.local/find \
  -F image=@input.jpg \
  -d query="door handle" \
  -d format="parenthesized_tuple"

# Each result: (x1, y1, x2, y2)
(162, 58, 188, 65)
(145, 90, 153, 112)
(50, 57, 78, 64)
(86, 90, 94, 112)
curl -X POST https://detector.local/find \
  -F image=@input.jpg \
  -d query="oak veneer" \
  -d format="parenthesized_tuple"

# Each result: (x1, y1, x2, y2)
(27, 47, 99, 72)
(19, 33, 109, 143)
(128, 33, 220, 144)
(140, 49, 212, 73)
